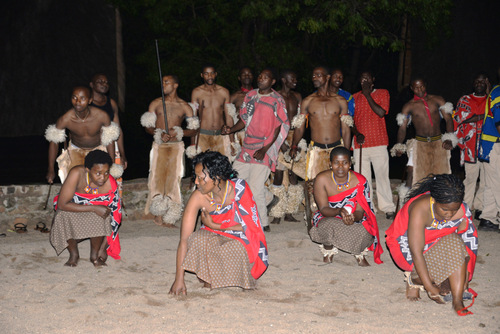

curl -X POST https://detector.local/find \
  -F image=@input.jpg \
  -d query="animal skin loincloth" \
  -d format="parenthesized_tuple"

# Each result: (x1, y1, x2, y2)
(197, 131, 231, 158)
(410, 139, 451, 185)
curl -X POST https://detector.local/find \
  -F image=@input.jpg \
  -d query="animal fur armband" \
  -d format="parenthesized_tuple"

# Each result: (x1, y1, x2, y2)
(226, 103, 239, 124)
(396, 113, 412, 127)
(140, 112, 157, 128)
(439, 102, 454, 115)
(101, 122, 120, 146)
(109, 163, 124, 179)
(172, 126, 184, 141)
(188, 102, 199, 115)
(291, 113, 306, 129)
(186, 116, 200, 130)
(154, 128, 165, 145)
(442, 132, 458, 148)
(185, 145, 201, 159)
(390, 143, 407, 157)
(341, 114, 354, 127)
(44, 124, 66, 143)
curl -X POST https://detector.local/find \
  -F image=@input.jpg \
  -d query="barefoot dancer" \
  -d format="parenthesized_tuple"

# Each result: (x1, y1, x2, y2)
(170, 152, 268, 295)
(50, 150, 122, 267)
(309, 147, 383, 266)
(386, 174, 478, 316)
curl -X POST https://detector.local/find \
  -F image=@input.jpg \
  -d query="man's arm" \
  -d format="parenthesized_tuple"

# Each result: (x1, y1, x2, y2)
(110, 99, 127, 169)
(339, 99, 351, 150)
(362, 86, 388, 118)
(289, 98, 309, 158)
(440, 99, 456, 150)
(253, 125, 280, 161)
(45, 116, 68, 183)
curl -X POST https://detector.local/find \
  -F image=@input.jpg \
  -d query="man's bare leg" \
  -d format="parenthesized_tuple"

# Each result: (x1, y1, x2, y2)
(154, 215, 178, 228)
(406, 166, 413, 187)
(90, 236, 107, 267)
(65, 239, 80, 267)
(284, 170, 300, 222)
(271, 170, 285, 224)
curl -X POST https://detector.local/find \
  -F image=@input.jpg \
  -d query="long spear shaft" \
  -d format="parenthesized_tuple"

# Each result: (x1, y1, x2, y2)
(155, 39, 169, 134)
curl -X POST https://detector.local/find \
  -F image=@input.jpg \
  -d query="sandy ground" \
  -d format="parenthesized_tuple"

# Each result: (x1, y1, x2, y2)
(1, 210, 499, 334)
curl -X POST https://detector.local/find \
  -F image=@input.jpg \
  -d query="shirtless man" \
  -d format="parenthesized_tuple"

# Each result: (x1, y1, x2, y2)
(229, 67, 254, 149)
(141, 75, 199, 226)
(290, 66, 352, 223)
(89, 74, 127, 170)
(392, 78, 456, 187)
(189, 64, 235, 159)
(269, 70, 303, 224)
(45, 86, 119, 184)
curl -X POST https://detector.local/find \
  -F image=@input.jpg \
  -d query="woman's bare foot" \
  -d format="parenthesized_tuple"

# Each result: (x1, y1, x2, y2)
(323, 255, 334, 263)
(405, 282, 421, 301)
(284, 214, 299, 222)
(64, 255, 79, 267)
(91, 257, 107, 268)
(355, 256, 370, 267)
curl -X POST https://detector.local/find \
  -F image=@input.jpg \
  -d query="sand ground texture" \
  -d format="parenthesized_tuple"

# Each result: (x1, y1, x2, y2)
(1, 210, 499, 333)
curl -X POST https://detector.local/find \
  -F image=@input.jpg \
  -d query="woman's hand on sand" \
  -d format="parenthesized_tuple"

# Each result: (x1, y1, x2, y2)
(169, 280, 187, 296)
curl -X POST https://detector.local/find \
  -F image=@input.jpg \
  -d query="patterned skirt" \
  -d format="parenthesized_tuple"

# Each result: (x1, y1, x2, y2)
(309, 217, 374, 255)
(50, 210, 112, 255)
(182, 229, 256, 289)
(415, 233, 469, 285)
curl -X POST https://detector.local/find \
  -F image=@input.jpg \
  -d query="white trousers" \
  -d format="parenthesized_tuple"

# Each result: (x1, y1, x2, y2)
(463, 161, 485, 211)
(480, 143, 500, 225)
(233, 161, 272, 227)
(353, 145, 396, 213)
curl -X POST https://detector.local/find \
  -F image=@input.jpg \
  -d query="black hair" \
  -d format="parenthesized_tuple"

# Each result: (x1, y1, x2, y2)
(91, 73, 108, 83)
(239, 66, 253, 75)
(330, 146, 351, 161)
(410, 75, 427, 86)
(201, 63, 217, 73)
(164, 74, 179, 85)
(72, 86, 92, 98)
(84, 150, 113, 169)
(358, 70, 374, 79)
(192, 151, 238, 182)
(261, 67, 278, 81)
(280, 69, 296, 81)
(406, 174, 464, 204)
(314, 65, 331, 76)
(472, 71, 488, 82)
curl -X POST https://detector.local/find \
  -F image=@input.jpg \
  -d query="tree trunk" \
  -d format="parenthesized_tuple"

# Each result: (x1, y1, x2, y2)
(397, 15, 411, 92)
(115, 7, 126, 112)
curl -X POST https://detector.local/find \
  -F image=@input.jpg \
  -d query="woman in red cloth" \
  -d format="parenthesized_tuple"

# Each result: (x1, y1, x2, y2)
(309, 146, 383, 266)
(170, 151, 268, 295)
(386, 174, 478, 316)
(50, 150, 122, 267)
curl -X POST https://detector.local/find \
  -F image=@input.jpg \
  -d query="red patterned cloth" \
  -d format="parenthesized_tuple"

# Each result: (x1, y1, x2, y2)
(202, 179, 268, 279)
(312, 172, 383, 264)
(54, 176, 122, 259)
(352, 89, 390, 148)
(385, 193, 478, 279)
(236, 89, 290, 172)
(453, 94, 486, 165)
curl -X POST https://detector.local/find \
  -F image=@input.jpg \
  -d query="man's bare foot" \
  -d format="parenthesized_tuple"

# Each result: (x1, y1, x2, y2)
(323, 255, 334, 263)
(153, 216, 164, 226)
(405, 282, 421, 301)
(356, 256, 370, 267)
(270, 217, 281, 224)
(91, 257, 107, 268)
(284, 214, 299, 222)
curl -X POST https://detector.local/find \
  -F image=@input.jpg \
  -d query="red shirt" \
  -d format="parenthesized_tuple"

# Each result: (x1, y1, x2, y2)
(353, 89, 390, 148)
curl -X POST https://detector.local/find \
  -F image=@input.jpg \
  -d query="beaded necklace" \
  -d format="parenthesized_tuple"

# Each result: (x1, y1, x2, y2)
(84, 172, 99, 194)
(331, 171, 350, 191)
(429, 197, 446, 228)
(210, 181, 229, 211)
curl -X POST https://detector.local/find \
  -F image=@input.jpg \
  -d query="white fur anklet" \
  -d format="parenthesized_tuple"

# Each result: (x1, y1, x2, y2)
(185, 145, 201, 159)
(319, 244, 338, 257)
(404, 271, 425, 291)
(149, 195, 170, 217)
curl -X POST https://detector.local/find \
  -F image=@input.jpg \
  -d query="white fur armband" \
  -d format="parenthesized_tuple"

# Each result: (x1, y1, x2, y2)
(154, 128, 165, 145)
(439, 102, 453, 115)
(442, 132, 458, 148)
(172, 126, 184, 141)
(341, 114, 354, 127)
(109, 163, 124, 179)
(101, 122, 120, 146)
(390, 143, 407, 157)
(396, 113, 412, 127)
(189, 102, 199, 115)
(291, 113, 306, 129)
(44, 124, 66, 143)
(185, 145, 201, 159)
(186, 116, 200, 130)
(140, 112, 157, 128)
(226, 103, 239, 124)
